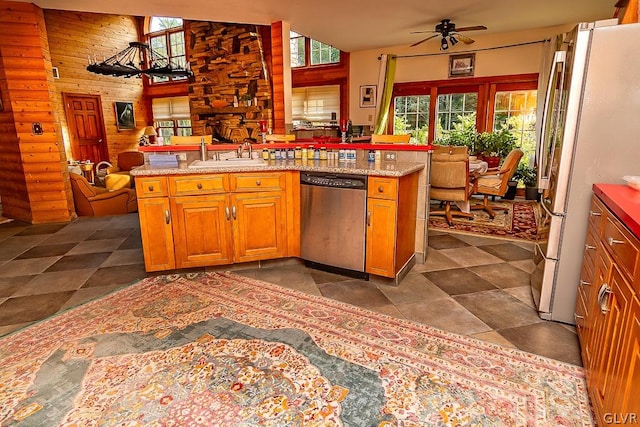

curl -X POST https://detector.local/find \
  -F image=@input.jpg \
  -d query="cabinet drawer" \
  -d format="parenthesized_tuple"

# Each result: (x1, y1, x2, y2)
(169, 175, 228, 196)
(589, 196, 606, 236)
(231, 172, 285, 192)
(583, 228, 599, 270)
(135, 177, 168, 198)
(603, 216, 639, 280)
(368, 177, 397, 200)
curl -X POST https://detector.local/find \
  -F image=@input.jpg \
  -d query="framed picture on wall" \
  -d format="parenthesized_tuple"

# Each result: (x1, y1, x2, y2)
(359, 85, 377, 108)
(449, 53, 475, 77)
(115, 101, 135, 130)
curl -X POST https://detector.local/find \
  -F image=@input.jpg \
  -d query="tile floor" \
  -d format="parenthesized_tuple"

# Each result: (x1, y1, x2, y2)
(0, 213, 581, 366)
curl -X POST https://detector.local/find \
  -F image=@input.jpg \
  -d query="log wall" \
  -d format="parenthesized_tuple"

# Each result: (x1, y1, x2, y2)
(43, 10, 147, 164)
(0, 1, 72, 223)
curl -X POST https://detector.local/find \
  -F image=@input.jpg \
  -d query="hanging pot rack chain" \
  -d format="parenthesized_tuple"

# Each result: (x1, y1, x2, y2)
(86, 42, 193, 78)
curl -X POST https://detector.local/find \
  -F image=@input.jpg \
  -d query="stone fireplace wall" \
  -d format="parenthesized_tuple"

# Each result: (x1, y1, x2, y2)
(188, 21, 272, 143)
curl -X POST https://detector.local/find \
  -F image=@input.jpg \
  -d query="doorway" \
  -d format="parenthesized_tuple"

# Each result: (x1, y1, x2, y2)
(62, 93, 109, 164)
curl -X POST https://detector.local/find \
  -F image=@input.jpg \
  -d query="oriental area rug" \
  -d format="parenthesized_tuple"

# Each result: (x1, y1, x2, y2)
(429, 200, 544, 242)
(0, 272, 592, 426)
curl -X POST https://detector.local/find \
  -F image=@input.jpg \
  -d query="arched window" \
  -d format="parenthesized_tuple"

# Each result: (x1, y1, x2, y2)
(147, 17, 186, 83)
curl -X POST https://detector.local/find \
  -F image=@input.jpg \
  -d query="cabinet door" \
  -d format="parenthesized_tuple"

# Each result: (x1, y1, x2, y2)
(231, 191, 285, 263)
(611, 297, 640, 422)
(138, 197, 175, 272)
(366, 197, 397, 277)
(171, 195, 233, 268)
(590, 264, 634, 425)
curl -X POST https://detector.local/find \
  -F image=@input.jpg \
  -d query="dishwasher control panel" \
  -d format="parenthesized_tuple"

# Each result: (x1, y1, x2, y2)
(300, 173, 367, 189)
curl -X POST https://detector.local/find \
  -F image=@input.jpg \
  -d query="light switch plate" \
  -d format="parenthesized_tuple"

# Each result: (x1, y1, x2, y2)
(32, 122, 43, 135)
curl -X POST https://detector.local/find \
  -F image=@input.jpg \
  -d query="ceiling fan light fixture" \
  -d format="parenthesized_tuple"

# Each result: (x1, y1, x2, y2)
(449, 35, 458, 46)
(440, 37, 449, 50)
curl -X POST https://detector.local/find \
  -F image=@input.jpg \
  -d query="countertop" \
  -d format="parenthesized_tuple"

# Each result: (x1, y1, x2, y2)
(139, 143, 434, 152)
(593, 183, 640, 239)
(130, 158, 425, 178)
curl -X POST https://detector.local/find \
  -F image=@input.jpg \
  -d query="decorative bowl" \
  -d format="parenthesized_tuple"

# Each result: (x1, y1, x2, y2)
(622, 175, 640, 191)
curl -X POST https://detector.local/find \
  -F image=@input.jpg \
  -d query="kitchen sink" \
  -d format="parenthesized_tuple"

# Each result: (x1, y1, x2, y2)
(188, 158, 267, 168)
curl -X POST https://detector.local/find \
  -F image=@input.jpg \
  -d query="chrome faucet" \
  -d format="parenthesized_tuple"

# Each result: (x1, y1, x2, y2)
(237, 140, 253, 159)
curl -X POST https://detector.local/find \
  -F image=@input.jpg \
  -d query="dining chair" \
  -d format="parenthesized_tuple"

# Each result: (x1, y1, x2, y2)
(370, 134, 411, 144)
(471, 148, 524, 218)
(429, 146, 475, 226)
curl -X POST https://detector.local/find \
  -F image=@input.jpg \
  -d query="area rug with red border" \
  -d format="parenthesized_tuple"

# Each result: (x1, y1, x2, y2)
(429, 200, 543, 242)
(0, 272, 592, 425)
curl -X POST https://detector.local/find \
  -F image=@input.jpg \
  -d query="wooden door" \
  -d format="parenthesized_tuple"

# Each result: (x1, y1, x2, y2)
(171, 195, 233, 268)
(63, 93, 109, 164)
(365, 197, 397, 278)
(231, 191, 285, 263)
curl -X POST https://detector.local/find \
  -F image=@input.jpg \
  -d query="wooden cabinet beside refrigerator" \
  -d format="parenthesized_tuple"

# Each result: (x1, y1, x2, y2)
(576, 194, 640, 426)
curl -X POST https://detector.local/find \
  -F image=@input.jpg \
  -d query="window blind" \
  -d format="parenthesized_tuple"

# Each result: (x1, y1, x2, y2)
(152, 96, 190, 120)
(292, 85, 340, 122)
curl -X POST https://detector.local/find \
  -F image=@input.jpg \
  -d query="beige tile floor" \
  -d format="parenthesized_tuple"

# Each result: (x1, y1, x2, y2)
(0, 213, 581, 366)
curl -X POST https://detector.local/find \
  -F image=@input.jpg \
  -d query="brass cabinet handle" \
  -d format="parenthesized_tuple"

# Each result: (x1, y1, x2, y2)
(367, 211, 371, 226)
(197, 183, 203, 189)
(585, 244, 596, 250)
(579, 280, 590, 286)
(148, 185, 154, 192)
(256, 180, 261, 186)
(378, 186, 384, 193)
(574, 314, 584, 320)
(225, 207, 231, 221)
(232, 206, 237, 220)
(589, 211, 602, 217)
(607, 237, 624, 246)
(164, 209, 170, 224)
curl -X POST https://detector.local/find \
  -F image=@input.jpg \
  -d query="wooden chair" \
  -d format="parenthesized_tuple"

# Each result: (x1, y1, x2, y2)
(429, 146, 476, 226)
(371, 134, 411, 144)
(471, 148, 524, 218)
(69, 173, 137, 216)
(265, 134, 296, 143)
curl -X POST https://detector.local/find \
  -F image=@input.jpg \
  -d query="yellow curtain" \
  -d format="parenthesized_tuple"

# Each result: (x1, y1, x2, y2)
(374, 54, 397, 134)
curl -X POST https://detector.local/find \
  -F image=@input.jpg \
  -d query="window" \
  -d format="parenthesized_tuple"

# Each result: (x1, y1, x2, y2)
(436, 92, 478, 138)
(289, 31, 340, 68)
(394, 95, 430, 144)
(147, 17, 186, 84)
(493, 89, 537, 166)
(152, 96, 192, 139)
(292, 85, 340, 125)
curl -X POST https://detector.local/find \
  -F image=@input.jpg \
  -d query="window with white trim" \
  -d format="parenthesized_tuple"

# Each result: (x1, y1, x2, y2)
(292, 85, 340, 126)
(152, 96, 192, 139)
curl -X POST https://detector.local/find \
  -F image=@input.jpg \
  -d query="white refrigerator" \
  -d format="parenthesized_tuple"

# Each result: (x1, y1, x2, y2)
(530, 19, 640, 324)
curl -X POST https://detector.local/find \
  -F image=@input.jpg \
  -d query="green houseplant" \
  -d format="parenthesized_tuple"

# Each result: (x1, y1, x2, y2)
(513, 164, 540, 200)
(476, 128, 517, 167)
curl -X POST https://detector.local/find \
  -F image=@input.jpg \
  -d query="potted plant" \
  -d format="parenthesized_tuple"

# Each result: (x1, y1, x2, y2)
(514, 164, 540, 201)
(476, 128, 517, 168)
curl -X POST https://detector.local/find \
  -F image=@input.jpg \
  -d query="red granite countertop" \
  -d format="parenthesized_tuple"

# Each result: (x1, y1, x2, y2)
(593, 183, 640, 239)
(140, 143, 434, 152)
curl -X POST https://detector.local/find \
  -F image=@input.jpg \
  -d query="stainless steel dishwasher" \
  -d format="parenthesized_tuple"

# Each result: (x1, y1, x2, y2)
(300, 172, 368, 275)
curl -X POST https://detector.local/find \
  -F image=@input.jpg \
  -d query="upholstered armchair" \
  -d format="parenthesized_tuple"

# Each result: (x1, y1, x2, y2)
(69, 173, 137, 216)
(429, 145, 476, 226)
(104, 151, 144, 191)
(471, 148, 524, 218)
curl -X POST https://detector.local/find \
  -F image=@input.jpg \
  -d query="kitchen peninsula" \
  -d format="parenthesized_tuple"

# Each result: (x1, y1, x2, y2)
(131, 145, 430, 284)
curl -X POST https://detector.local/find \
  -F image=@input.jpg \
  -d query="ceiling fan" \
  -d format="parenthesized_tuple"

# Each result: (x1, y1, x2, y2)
(410, 19, 487, 49)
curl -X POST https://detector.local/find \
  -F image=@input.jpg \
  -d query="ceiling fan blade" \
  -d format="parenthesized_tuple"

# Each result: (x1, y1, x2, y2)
(410, 34, 439, 47)
(410, 30, 437, 34)
(456, 25, 488, 32)
(455, 34, 476, 44)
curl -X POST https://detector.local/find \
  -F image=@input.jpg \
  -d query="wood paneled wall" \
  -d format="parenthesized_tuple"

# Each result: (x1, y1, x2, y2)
(43, 10, 147, 164)
(270, 22, 286, 134)
(0, 1, 72, 223)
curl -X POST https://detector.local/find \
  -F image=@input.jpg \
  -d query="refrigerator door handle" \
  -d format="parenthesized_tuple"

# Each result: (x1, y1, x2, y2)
(537, 50, 567, 190)
(541, 196, 565, 218)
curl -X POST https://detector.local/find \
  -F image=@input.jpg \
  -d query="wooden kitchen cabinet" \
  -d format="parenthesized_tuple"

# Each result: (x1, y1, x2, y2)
(577, 193, 640, 426)
(135, 171, 293, 272)
(366, 172, 418, 278)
